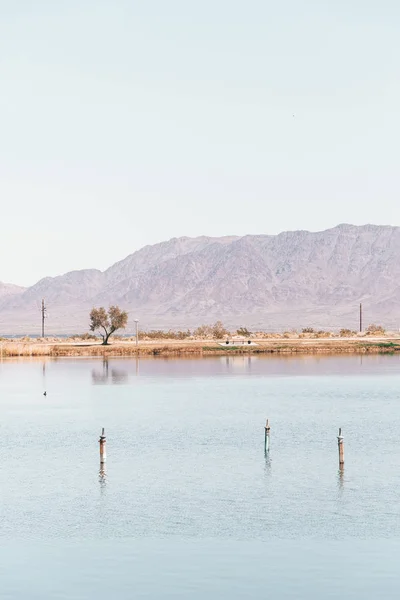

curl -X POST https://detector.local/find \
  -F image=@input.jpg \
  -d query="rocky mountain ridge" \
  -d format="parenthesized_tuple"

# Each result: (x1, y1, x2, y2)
(1, 224, 399, 334)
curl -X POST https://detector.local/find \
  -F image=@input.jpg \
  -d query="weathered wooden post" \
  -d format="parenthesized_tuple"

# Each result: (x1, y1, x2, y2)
(264, 419, 271, 452)
(337, 428, 344, 467)
(99, 428, 107, 464)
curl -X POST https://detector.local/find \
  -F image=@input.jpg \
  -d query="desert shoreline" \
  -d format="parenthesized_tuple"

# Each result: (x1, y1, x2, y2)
(1, 337, 400, 358)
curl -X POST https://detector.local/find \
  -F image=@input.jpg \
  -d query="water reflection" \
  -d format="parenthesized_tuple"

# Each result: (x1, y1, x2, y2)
(82, 353, 400, 380)
(42, 360, 47, 391)
(337, 465, 344, 492)
(92, 359, 130, 385)
(111, 369, 128, 384)
(222, 356, 258, 372)
(3, 354, 400, 545)
(264, 451, 272, 475)
(99, 464, 107, 490)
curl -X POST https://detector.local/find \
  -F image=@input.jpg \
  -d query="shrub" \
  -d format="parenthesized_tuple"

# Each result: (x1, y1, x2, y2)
(193, 324, 213, 338)
(339, 329, 357, 337)
(366, 324, 385, 335)
(193, 322, 229, 339)
(73, 333, 99, 341)
(316, 330, 332, 338)
(212, 321, 230, 339)
(302, 327, 314, 334)
(237, 327, 251, 337)
(141, 329, 191, 340)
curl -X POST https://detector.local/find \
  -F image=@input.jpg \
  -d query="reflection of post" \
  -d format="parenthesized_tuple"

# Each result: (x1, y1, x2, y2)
(337, 428, 344, 467)
(264, 419, 271, 452)
(42, 360, 47, 394)
(135, 357, 139, 376)
(99, 463, 107, 488)
(338, 463, 344, 490)
(264, 449, 272, 474)
(99, 428, 107, 464)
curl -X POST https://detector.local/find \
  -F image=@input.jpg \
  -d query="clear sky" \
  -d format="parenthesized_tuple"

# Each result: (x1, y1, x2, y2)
(1, 1, 400, 286)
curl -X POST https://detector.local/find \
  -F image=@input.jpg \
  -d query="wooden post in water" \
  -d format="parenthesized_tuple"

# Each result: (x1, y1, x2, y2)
(264, 419, 271, 452)
(337, 428, 344, 467)
(99, 428, 107, 464)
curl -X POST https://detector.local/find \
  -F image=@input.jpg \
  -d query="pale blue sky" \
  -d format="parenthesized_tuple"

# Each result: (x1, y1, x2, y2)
(1, 1, 400, 285)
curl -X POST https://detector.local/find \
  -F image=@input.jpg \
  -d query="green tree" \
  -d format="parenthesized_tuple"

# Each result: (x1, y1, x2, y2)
(90, 305, 128, 345)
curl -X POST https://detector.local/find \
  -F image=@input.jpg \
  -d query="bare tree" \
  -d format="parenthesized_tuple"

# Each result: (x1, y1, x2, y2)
(193, 324, 213, 338)
(90, 305, 128, 345)
(212, 321, 229, 339)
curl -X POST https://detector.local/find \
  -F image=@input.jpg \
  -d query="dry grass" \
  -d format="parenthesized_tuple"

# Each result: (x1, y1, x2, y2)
(0, 343, 53, 357)
(1, 337, 400, 358)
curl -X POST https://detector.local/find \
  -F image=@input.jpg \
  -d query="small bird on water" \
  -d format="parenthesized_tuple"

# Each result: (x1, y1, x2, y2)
(43, 391, 47, 396)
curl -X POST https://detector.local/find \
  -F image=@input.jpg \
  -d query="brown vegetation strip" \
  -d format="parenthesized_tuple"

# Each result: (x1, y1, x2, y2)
(1, 340, 400, 358)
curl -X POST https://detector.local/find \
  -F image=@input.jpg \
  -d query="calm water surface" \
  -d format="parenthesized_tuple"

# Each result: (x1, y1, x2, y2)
(1, 354, 400, 598)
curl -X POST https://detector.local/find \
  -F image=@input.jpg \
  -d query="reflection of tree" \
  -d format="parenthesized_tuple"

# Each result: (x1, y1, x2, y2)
(92, 370, 108, 384)
(111, 369, 128, 384)
(91, 358, 128, 385)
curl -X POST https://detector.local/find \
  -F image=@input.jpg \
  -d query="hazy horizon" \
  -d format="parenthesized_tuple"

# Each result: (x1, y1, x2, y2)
(2, 2, 400, 285)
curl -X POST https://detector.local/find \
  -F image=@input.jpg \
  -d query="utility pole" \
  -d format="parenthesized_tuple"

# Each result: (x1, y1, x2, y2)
(41, 298, 47, 338)
(359, 303, 363, 333)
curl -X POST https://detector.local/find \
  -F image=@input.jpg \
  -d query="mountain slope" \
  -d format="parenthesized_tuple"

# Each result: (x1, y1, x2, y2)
(0, 282, 26, 306)
(1, 224, 400, 333)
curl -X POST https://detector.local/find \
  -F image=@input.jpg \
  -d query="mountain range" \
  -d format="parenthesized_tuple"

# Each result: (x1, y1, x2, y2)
(1, 224, 400, 334)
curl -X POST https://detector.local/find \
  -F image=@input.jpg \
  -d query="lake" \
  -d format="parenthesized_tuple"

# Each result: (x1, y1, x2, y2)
(1, 354, 400, 598)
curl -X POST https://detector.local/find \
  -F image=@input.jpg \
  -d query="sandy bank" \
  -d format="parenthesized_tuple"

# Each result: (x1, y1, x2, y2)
(1, 337, 400, 358)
